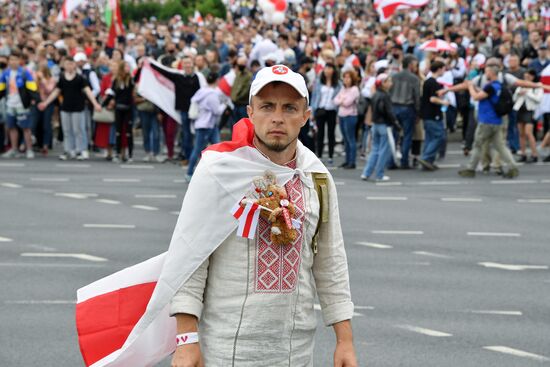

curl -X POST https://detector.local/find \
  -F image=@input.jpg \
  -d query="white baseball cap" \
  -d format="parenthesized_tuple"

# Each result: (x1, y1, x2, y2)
(73, 52, 87, 62)
(249, 65, 309, 104)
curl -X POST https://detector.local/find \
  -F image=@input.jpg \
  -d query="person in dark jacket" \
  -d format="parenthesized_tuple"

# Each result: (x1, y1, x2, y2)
(361, 74, 401, 181)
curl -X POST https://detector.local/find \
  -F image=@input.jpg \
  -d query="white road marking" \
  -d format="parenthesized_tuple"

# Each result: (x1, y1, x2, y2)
(417, 181, 462, 186)
(132, 204, 159, 211)
(0, 162, 25, 167)
(55, 193, 98, 200)
(30, 177, 70, 182)
(173, 179, 187, 183)
(468, 232, 521, 237)
(491, 180, 537, 184)
(478, 262, 548, 271)
(517, 199, 550, 203)
(1, 182, 22, 188)
(0, 236, 13, 242)
(483, 346, 550, 362)
(375, 182, 403, 186)
(55, 163, 90, 168)
(20, 253, 108, 262)
(103, 178, 141, 183)
(413, 251, 452, 259)
(441, 197, 482, 202)
(366, 196, 408, 201)
(119, 165, 154, 169)
(541, 179, 550, 183)
(395, 325, 452, 337)
(436, 164, 461, 168)
(4, 300, 76, 305)
(0, 262, 105, 268)
(170, 211, 180, 216)
(466, 310, 522, 316)
(334, 181, 345, 186)
(354, 306, 375, 310)
(372, 230, 424, 235)
(95, 199, 121, 205)
(135, 194, 177, 199)
(355, 241, 393, 249)
(446, 150, 462, 155)
(83, 224, 135, 229)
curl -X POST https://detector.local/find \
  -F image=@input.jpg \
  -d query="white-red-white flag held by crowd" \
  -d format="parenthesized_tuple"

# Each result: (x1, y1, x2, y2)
(373, 0, 430, 23)
(218, 69, 235, 97)
(535, 65, 550, 119)
(137, 59, 181, 124)
(193, 10, 204, 26)
(56, 0, 85, 22)
(75, 119, 328, 367)
(326, 12, 336, 35)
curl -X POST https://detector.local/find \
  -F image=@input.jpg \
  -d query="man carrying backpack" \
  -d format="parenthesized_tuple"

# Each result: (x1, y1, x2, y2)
(458, 65, 519, 179)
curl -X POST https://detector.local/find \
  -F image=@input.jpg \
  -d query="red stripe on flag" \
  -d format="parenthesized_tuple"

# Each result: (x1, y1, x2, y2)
(242, 203, 258, 238)
(76, 282, 156, 366)
(541, 75, 550, 94)
(233, 204, 245, 219)
(218, 76, 232, 97)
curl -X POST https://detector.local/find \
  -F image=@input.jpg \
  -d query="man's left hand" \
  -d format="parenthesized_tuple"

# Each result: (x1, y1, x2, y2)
(334, 340, 358, 367)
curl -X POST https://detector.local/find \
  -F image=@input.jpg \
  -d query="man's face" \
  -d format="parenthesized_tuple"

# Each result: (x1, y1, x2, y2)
(508, 55, 519, 69)
(247, 83, 310, 154)
(181, 58, 193, 73)
(8, 55, 20, 70)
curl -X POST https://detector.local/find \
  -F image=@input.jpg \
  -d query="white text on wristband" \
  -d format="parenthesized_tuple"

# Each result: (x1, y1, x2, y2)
(176, 332, 199, 346)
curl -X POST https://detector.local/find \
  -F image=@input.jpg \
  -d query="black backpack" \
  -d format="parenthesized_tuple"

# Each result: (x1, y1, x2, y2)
(492, 78, 513, 117)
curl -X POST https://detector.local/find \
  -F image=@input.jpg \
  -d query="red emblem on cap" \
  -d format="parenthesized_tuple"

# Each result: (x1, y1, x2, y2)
(272, 65, 289, 75)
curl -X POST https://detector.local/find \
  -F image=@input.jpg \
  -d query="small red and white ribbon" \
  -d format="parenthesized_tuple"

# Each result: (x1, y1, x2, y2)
(176, 332, 199, 346)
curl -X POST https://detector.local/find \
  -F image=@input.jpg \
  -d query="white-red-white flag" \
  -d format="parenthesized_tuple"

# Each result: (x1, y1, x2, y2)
(56, 0, 85, 22)
(233, 201, 261, 239)
(218, 69, 236, 97)
(137, 59, 181, 124)
(373, 0, 430, 23)
(193, 10, 204, 26)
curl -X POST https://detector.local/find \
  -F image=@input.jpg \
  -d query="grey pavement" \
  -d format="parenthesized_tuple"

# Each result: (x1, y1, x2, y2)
(0, 142, 549, 366)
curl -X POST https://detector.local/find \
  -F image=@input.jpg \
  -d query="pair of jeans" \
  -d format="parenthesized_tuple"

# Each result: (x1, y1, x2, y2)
(339, 115, 358, 165)
(315, 109, 337, 159)
(180, 111, 193, 160)
(468, 123, 517, 170)
(187, 127, 220, 175)
(507, 110, 519, 152)
(393, 104, 416, 167)
(362, 124, 390, 179)
(60, 111, 86, 153)
(421, 119, 445, 163)
(40, 104, 54, 148)
(139, 110, 160, 155)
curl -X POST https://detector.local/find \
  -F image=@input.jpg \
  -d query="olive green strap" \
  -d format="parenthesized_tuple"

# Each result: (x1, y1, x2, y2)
(311, 172, 329, 255)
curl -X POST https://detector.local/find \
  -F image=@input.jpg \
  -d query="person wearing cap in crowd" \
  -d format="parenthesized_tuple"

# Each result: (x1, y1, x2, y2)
(170, 64, 357, 367)
(361, 73, 401, 182)
(528, 45, 549, 76)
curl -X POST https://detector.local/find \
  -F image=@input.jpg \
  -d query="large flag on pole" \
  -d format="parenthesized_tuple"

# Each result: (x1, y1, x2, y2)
(105, 0, 125, 48)
(75, 119, 329, 367)
(56, 0, 86, 22)
(137, 59, 182, 124)
(373, 0, 430, 23)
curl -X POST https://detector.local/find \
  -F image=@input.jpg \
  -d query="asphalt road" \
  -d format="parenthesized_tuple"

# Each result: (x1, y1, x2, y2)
(1, 142, 549, 367)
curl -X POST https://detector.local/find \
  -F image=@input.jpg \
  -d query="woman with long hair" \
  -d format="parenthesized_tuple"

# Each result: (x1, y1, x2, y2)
(513, 69, 543, 163)
(104, 61, 135, 163)
(36, 63, 57, 155)
(333, 69, 360, 169)
(310, 63, 341, 164)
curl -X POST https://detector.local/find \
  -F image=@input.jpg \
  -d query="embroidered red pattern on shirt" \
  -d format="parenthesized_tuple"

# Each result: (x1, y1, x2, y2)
(255, 161, 305, 293)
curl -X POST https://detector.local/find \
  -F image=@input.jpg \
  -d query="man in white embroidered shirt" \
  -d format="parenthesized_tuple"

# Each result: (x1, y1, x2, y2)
(170, 65, 357, 367)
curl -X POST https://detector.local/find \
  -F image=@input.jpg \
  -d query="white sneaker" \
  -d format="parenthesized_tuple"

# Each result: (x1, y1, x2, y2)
(76, 153, 84, 161)
(69, 151, 77, 160)
(360, 174, 369, 181)
(2, 149, 17, 158)
(81, 150, 89, 160)
(111, 156, 120, 163)
(59, 152, 69, 161)
(376, 176, 390, 182)
(26, 150, 35, 159)
(126, 157, 134, 163)
(155, 154, 167, 163)
(142, 154, 151, 162)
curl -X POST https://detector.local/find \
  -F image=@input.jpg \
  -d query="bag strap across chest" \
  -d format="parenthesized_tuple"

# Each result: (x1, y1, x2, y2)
(311, 172, 329, 255)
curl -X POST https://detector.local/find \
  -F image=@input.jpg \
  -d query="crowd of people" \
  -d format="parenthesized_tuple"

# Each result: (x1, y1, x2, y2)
(0, 0, 549, 181)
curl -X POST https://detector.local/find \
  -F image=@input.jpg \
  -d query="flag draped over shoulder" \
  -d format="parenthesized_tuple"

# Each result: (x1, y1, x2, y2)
(137, 58, 182, 124)
(76, 118, 328, 367)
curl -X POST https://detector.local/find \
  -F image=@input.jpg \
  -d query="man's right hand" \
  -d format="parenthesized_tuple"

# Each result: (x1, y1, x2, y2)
(171, 343, 204, 367)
